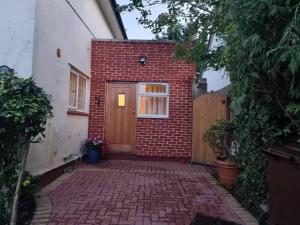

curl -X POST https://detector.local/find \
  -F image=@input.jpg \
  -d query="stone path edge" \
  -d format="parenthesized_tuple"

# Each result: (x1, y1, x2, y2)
(207, 175, 258, 225)
(30, 172, 73, 225)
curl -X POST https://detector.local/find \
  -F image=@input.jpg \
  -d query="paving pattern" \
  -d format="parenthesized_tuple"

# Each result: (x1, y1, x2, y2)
(43, 160, 254, 225)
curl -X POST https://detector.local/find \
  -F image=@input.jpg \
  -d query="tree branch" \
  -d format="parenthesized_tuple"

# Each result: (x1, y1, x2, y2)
(10, 142, 30, 225)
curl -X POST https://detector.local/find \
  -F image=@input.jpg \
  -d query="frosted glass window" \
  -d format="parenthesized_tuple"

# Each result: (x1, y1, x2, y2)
(140, 84, 167, 94)
(118, 94, 125, 107)
(137, 83, 169, 118)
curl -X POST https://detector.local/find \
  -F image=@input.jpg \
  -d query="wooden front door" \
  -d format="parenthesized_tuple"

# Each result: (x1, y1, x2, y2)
(105, 83, 136, 152)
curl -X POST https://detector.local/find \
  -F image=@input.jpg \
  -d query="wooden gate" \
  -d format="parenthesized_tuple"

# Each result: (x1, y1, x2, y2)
(192, 93, 229, 164)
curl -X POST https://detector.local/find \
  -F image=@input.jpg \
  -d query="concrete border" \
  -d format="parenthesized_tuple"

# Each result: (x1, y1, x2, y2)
(30, 173, 73, 225)
(207, 175, 259, 225)
(91, 38, 176, 43)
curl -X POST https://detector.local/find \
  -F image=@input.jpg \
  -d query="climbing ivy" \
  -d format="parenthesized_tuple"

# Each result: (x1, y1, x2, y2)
(224, 0, 300, 206)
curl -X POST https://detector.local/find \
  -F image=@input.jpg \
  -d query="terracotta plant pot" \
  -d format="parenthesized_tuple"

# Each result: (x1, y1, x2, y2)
(216, 160, 240, 189)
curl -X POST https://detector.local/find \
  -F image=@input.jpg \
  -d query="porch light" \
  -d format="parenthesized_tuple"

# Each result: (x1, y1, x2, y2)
(139, 55, 147, 66)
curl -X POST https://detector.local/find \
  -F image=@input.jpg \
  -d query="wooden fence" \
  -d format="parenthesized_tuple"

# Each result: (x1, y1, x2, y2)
(192, 93, 230, 165)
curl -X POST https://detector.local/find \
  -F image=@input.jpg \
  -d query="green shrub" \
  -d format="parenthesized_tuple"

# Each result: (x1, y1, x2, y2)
(203, 119, 236, 161)
(226, 0, 300, 207)
(0, 173, 38, 225)
(17, 173, 39, 225)
(0, 72, 53, 224)
(120, 0, 300, 208)
(0, 192, 9, 224)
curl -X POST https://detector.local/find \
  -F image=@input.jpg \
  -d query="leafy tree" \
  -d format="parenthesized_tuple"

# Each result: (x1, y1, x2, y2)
(119, 0, 227, 70)
(119, 0, 300, 206)
(0, 72, 53, 224)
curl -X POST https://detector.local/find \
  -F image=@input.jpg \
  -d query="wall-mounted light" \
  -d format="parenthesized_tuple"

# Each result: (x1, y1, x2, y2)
(139, 55, 147, 66)
(56, 48, 61, 58)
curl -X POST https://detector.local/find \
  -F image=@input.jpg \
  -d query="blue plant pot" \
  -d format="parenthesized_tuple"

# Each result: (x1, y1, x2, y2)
(87, 148, 100, 163)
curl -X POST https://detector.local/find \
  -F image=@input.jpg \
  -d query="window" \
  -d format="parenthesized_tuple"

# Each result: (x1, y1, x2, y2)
(68, 69, 87, 111)
(137, 83, 169, 118)
(118, 94, 126, 107)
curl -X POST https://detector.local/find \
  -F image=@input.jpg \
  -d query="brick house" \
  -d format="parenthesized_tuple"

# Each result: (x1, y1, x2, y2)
(89, 40, 196, 159)
(1, 0, 197, 183)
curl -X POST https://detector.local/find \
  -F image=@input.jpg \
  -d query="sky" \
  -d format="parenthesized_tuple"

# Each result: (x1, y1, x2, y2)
(117, 0, 161, 39)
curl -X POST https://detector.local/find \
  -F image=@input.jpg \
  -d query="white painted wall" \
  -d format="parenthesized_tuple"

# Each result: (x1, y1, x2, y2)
(27, 0, 116, 174)
(0, 0, 36, 77)
(68, 0, 113, 38)
(202, 69, 230, 92)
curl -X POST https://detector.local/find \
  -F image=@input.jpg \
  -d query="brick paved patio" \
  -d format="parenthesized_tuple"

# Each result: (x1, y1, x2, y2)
(43, 160, 256, 225)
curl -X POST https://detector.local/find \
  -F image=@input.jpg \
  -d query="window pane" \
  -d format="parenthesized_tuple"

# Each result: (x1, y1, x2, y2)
(140, 84, 167, 93)
(139, 96, 167, 115)
(118, 94, 125, 107)
(69, 73, 77, 107)
(77, 76, 86, 110)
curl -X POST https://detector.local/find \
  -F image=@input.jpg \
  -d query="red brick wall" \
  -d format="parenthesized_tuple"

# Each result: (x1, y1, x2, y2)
(89, 40, 196, 158)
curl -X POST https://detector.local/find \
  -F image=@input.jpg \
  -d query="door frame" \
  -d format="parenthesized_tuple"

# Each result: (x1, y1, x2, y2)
(104, 81, 137, 153)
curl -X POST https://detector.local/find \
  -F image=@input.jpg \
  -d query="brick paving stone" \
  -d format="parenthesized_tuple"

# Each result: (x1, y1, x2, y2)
(47, 160, 257, 225)
(31, 173, 73, 225)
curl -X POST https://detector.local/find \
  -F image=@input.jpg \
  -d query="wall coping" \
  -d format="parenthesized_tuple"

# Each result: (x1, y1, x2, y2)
(92, 38, 176, 44)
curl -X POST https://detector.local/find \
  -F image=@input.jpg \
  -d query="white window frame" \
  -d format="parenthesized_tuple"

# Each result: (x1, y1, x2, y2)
(137, 82, 170, 118)
(68, 69, 88, 112)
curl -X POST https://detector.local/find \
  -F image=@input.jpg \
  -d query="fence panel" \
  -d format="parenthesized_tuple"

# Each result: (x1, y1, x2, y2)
(192, 93, 229, 164)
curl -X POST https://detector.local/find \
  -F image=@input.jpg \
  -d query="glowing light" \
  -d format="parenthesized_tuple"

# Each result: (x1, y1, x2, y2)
(118, 94, 125, 107)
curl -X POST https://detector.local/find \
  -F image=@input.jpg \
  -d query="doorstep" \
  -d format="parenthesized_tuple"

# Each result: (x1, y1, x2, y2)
(103, 152, 190, 162)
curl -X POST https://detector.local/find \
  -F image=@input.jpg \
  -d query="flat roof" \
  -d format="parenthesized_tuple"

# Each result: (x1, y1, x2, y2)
(92, 38, 176, 43)
(110, 0, 127, 39)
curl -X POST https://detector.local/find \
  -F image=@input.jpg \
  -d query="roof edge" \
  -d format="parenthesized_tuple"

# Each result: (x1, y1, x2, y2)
(92, 38, 176, 43)
(109, 0, 127, 39)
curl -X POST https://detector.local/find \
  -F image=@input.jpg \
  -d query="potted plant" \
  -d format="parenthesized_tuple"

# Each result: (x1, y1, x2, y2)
(203, 119, 240, 189)
(84, 137, 103, 163)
